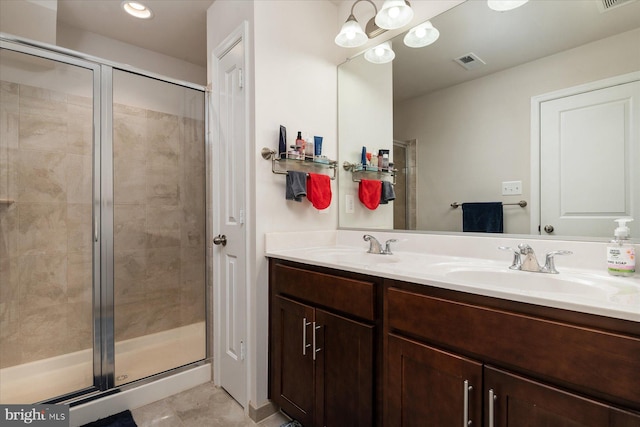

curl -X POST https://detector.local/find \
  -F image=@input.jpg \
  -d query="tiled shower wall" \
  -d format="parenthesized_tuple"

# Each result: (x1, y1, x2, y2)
(112, 103, 205, 343)
(0, 81, 94, 369)
(0, 81, 206, 369)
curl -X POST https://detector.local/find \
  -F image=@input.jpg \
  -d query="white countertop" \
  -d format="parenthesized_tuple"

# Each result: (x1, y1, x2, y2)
(265, 230, 640, 323)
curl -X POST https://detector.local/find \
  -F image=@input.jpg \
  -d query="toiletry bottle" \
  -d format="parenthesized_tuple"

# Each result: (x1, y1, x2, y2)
(607, 218, 636, 277)
(371, 154, 378, 169)
(382, 153, 389, 170)
(295, 131, 305, 157)
(361, 146, 367, 167)
(305, 134, 314, 160)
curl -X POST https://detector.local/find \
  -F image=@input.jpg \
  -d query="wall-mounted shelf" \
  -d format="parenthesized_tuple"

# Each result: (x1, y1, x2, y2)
(261, 148, 337, 180)
(343, 161, 397, 185)
(0, 199, 15, 205)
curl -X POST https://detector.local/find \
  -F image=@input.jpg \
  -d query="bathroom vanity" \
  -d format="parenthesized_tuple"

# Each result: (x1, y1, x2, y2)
(267, 241, 640, 427)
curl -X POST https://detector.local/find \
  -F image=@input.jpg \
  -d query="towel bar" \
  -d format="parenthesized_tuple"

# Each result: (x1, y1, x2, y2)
(450, 200, 527, 209)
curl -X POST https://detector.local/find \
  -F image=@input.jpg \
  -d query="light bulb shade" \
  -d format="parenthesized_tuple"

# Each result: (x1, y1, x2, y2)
(335, 15, 368, 47)
(487, 0, 529, 11)
(375, 0, 414, 30)
(403, 21, 439, 48)
(364, 41, 395, 64)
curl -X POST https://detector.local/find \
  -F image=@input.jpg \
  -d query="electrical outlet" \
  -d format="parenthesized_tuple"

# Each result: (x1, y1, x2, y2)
(345, 194, 355, 214)
(502, 181, 522, 195)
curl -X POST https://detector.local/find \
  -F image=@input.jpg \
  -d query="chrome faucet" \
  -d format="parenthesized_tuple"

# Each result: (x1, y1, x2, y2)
(363, 235, 397, 255)
(499, 244, 572, 274)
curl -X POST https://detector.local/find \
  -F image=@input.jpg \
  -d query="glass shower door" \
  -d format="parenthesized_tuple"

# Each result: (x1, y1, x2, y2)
(0, 47, 97, 403)
(111, 70, 206, 385)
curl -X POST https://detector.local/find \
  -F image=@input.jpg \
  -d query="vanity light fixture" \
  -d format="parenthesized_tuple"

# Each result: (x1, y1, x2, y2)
(364, 41, 395, 64)
(336, 0, 415, 48)
(375, 0, 414, 30)
(403, 21, 439, 48)
(487, 0, 529, 12)
(121, 1, 154, 19)
(335, 0, 387, 48)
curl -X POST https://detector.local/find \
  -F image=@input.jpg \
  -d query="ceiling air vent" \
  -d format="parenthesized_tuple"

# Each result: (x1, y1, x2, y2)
(453, 52, 486, 71)
(598, 0, 637, 12)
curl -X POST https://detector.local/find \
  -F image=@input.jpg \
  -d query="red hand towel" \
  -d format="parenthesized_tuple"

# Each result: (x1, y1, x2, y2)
(358, 179, 382, 210)
(306, 173, 332, 210)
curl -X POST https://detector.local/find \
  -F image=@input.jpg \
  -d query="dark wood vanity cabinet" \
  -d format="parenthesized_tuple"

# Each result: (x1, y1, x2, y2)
(385, 281, 640, 427)
(269, 260, 380, 427)
(269, 259, 640, 426)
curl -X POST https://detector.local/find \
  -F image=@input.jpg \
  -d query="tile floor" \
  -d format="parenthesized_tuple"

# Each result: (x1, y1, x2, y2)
(131, 382, 290, 427)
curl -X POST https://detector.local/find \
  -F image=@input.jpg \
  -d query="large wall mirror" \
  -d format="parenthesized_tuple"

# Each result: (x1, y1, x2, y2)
(338, 0, 640, 240)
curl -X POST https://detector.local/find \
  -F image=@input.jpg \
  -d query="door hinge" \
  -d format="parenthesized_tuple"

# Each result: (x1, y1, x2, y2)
(240, 340, 245, 361)
(238, 68, 243, 89)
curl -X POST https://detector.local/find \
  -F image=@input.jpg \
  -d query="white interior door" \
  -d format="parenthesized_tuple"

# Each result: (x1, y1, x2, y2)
(540, 80, 640, 238)
(214, 34, 247, 406)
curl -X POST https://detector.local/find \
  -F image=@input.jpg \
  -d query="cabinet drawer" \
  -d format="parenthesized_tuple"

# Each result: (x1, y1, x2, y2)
(386, 286, 640, 409)
(272, 263, 375, 321)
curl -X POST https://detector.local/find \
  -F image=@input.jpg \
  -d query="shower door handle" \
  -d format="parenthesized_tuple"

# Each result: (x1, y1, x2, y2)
(213, 234, 227, 246)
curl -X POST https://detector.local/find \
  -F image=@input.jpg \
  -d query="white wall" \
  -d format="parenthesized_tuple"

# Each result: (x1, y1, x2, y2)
(0, 0, 57, 45)
(57, 25, 206, 85)
(394, 28, 640, 234)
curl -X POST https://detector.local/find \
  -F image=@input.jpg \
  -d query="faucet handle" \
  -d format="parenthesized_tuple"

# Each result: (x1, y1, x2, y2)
(499, 246, 522, 270)
(384, 239, 398, 255)
(542, 250, 573, 274)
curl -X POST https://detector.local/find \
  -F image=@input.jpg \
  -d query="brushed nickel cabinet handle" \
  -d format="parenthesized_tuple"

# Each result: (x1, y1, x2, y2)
(302, 318, 311, 356)
(488, 389, 497, 427)
(463, 380, 473, 426)
(312, 322, 322, 361)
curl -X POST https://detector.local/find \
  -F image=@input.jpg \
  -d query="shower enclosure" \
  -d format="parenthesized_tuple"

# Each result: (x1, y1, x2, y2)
(0, 37, 207, 404)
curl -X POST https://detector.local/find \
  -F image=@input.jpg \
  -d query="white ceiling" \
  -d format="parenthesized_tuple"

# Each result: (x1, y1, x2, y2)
(56, 0, 214, 67)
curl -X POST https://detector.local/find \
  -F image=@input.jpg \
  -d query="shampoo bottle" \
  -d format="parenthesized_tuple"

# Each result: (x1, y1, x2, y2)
(607, 218, 636, 277)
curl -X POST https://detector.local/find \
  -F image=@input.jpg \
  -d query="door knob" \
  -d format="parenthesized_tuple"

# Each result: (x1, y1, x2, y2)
(544, 225, 554, 234)
(213, 234, 227, 246)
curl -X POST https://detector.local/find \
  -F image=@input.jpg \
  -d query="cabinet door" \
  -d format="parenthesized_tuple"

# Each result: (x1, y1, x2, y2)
(485, 366, 640, 427)
(271, 296, 315, 426)
(385, 334, 482, 427)
(314, 309, 374, 427)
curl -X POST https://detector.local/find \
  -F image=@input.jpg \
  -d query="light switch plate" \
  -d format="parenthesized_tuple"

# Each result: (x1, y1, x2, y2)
(345, 194, 355, 213)
(502, 181, 522, 195)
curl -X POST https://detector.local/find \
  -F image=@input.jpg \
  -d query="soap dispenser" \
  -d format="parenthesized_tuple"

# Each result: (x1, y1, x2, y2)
(607, 218, 636, 277)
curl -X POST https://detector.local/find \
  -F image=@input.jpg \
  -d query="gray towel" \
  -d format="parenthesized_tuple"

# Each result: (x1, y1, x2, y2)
(286, 171, 307, 202)
(380, 181, 396, 204)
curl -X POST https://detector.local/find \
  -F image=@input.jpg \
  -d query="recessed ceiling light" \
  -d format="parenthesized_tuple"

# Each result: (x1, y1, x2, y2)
(487, 0, 529, 12)
(121, 1, 154, 19)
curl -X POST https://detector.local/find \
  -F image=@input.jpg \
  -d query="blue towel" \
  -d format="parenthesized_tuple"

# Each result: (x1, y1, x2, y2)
(285, 171, 307, 202)
(462, 202, 503, 233)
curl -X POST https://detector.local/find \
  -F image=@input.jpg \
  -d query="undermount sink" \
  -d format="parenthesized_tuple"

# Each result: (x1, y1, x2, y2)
(438, 265, 639, 302)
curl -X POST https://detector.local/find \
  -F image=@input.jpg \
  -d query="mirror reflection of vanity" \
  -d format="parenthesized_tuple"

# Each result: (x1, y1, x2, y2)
(338, 0, 640, 240)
